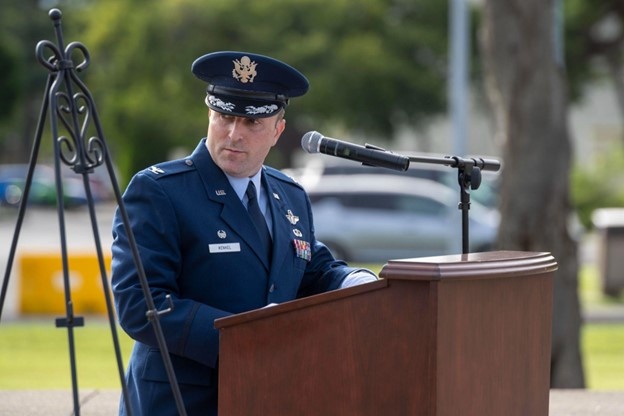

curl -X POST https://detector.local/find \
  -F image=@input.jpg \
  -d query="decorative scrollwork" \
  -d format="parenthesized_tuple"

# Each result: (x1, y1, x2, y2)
(35, 40, 62, 72)
(40, 17, 103, 174)
(57, 135, 77, 166)
(86, 136, 105, 166)
(65, 41, 90, 73)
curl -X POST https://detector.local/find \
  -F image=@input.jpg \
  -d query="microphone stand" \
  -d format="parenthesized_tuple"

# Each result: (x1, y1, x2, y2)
(405, 153, 501, 254)
(0, 9, 187, 416)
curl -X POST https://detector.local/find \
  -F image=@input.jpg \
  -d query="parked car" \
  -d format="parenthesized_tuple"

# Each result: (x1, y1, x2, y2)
(288, 154, 501, 209)
(305, 174, 500, 262)
(0, 163, 114, 208)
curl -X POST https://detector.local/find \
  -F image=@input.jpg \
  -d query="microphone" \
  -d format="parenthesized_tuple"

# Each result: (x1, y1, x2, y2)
(301, 131, 410, 171)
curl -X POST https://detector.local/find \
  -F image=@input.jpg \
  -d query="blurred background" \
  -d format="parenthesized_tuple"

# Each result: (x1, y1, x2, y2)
(1, 0, 623, 392)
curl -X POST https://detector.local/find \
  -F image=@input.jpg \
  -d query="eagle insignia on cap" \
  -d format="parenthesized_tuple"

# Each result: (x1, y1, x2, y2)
(232, 56, 257, 83)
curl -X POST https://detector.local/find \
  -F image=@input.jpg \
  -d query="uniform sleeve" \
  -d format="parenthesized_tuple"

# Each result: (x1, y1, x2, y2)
(111, 172, 228, 368)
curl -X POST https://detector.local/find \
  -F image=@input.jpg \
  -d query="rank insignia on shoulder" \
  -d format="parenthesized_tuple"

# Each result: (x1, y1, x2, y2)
(148, 166, 165, 174)
(293, 239, 311, 261)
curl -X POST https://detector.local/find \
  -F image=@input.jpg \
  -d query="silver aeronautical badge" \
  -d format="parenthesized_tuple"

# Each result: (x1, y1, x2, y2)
(217, 230, 227, 239)
(293, 229, 303, 237)
(285, 210, 299, 225)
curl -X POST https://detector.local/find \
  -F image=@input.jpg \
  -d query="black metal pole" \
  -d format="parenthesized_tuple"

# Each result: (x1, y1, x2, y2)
(457, 165, 475, 254)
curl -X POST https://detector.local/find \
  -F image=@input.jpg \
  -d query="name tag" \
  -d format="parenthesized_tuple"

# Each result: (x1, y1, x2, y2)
(209, 243, 241, 253)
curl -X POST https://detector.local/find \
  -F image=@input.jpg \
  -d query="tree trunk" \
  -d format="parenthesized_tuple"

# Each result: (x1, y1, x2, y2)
(480, 0, 585, 387)
(604, 52, 624, 145)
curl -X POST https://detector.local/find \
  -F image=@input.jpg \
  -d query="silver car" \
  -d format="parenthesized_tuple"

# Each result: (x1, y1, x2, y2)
(305, 174, 500, 262)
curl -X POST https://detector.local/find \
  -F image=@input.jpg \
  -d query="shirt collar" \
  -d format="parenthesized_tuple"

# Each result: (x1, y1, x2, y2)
(225, 170, 263, 203)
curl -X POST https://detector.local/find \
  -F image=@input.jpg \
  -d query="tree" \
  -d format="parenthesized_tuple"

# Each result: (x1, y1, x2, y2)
(480, 1, 584, 387)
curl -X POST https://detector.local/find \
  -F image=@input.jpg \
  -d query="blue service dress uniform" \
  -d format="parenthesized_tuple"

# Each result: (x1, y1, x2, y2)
(111, 138, 361, 415)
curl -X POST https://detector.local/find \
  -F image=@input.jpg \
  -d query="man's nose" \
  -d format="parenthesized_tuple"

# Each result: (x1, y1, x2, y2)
(228, 118, 246, 140)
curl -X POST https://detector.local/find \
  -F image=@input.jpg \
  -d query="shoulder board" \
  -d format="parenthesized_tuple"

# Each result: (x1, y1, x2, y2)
(142, 158, 196, 179)
(264, 166, 304, 189)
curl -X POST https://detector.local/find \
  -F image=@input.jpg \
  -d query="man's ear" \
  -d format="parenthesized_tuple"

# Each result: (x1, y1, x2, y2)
(273, 118, 286, 145)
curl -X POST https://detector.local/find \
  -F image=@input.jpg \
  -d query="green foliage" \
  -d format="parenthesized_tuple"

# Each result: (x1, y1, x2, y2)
(0, 0, 63, 160)
(571, 145, 624, 229)
(65, 0, 450, 181)
(0, 44, 19, 122)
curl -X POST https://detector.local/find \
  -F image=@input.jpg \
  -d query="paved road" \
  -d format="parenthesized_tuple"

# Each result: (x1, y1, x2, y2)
(0, 389, 623, 415)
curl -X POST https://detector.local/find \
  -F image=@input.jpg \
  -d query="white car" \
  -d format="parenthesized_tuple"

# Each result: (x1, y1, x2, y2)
(289, 153, 501, 209)
(305, 174, 500, 262)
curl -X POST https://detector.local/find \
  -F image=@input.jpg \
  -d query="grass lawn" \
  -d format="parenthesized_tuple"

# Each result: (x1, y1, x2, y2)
(578, 264, 624, 389)
(0, 264, 622, 389)
(582, 323, 624, 389)
(0, 319, 134, 389)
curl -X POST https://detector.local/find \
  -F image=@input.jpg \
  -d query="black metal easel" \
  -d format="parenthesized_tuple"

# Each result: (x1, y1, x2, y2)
(0, 9, 187, 416)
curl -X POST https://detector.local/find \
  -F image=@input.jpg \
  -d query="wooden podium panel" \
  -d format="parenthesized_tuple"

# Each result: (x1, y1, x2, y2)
(215, 251, 556, 415)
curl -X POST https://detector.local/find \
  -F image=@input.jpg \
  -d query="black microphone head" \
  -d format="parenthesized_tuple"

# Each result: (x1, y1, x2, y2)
(301, 131, 323, 154)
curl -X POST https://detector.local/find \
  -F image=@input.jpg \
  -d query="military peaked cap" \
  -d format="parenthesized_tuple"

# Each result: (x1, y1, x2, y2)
(191, 51, 309, 118)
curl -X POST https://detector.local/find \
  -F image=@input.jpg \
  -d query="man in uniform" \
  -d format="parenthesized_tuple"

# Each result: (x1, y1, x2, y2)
(111, 51, 377, 415)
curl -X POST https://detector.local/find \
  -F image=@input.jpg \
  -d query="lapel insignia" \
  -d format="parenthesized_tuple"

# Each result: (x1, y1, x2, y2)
(217, 230, 227, 239)
(293, 239, 312, 261)
(293, 229, 303, 237)
(148, 166, 164, 174)
(272, 192, 280, 200)
(285, 210, 299, 225)
(215, 189, 226, 196)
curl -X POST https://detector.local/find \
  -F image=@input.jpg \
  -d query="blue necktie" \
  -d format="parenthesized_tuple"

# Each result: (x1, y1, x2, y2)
(246, 180, 272, 261)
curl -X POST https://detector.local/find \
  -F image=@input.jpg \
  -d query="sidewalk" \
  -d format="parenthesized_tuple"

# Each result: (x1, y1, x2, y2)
(550, 390, 624, 415)
(0, 389, 623, 415)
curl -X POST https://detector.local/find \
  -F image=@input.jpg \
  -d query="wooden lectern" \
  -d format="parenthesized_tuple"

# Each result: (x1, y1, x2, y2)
(215, 251, 556, 415)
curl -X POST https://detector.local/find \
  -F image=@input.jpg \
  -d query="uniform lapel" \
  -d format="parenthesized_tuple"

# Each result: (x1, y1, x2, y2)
(191, 140, 271, 270)
(264, 175, 293, 281)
